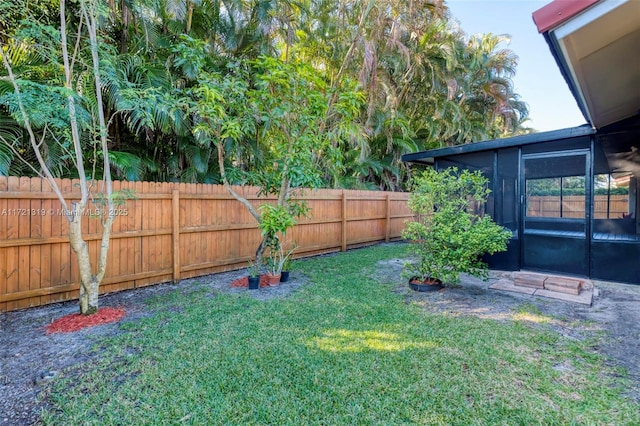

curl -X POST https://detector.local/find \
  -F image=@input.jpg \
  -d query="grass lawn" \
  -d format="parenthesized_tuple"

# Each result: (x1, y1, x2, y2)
(43, 244, 639, 425)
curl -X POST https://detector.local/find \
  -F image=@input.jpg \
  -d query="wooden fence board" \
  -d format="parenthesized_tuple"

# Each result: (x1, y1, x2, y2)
(17, 177, 31, 309)
(29, 178, 42, 308)
(59, 179, 73, 303)
(0, 177, 7, 311)
(0, 177, 410, 311)
(40, 180, 52, 305)
(6, 177, 20, 311)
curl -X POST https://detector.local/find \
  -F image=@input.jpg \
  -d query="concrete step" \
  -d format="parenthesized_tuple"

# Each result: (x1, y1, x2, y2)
(544, 276, 582, 295)
(514, 272, 545, 289)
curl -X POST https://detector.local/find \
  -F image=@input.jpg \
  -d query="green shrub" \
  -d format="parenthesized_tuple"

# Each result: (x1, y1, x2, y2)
(402, 167, 512, 284)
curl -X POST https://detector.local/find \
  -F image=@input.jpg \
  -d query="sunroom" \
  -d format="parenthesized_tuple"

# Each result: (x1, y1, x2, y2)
(403, 120, 640, 285)
(402, 0, 640, 285)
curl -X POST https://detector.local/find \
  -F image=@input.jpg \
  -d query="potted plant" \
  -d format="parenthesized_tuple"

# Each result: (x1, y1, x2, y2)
(263, 234, 280, 286)
(265, 255, 282, 286)
(247, 259, 261, 290)
(258, 204, 298, 286)
(279, 244, 297, 282)
(265, 241, 297, 285)
(402, 167, 512, 290)
(280, 257, 292, 282)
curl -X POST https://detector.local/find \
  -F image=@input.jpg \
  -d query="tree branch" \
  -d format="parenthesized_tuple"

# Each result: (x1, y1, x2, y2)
(82, 0, 115, 282)
(0, 44, 69, 212)
(61, 0, 89, 211)
(217, 142, 261, 222)
(0, 133, 47, 179)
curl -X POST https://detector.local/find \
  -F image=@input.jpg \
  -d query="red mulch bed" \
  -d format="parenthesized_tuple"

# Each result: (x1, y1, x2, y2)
(46, 307, 126, 334)
(230, 275, 271, 288)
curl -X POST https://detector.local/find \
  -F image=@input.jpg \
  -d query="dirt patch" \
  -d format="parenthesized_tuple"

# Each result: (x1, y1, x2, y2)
(0, 268, 310, 426)
(379, 258, 640, 404)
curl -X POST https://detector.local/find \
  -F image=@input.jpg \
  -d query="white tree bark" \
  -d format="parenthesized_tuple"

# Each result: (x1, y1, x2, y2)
(0, 0, 116, 315)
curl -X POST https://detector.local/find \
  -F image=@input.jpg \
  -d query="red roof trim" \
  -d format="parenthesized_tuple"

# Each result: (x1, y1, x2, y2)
(532, 0, 600, 33)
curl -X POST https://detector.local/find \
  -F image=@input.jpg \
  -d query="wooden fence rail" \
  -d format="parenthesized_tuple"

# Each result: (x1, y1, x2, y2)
(0, 176, 411, 312)
(527, 195, 629, 218)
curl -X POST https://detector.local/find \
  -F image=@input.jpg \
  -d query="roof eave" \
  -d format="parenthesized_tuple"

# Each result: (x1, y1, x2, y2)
(532, 0, 600, 33)
(532, 0, 640, 129)
(402, 125, 595, 164)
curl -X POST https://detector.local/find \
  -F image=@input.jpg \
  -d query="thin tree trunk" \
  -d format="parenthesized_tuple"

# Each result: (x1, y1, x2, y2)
(69, 209, 99, 314)
(186, 1, 194, 34)
(61, 0, 96, 314)
(216, 142, 266, 264)
(216, 143, 260, 221)
(85, 0, 116, 265)
(322, 0, 374, 133)
(81, 0, 116, 310)
(2, 0, 116, 315)
(120, 0, 130, 54)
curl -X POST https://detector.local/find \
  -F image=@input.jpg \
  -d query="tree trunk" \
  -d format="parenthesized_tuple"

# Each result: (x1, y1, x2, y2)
(255, 235, 268, 271)
(2, 0, 116, 316)
(68, 203, 99, 315)
(120, 0, 130, 54)
(78, 277, 100, 315)
(186, 1, 194, 34)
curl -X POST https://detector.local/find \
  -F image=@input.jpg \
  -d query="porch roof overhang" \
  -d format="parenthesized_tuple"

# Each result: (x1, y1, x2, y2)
(532, 0, 640, 129)
(402, 125, 595, 165)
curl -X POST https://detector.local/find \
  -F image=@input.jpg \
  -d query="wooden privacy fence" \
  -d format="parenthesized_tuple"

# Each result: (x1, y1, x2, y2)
(0, 176, 411, 312)
(527, 195, 629, 218)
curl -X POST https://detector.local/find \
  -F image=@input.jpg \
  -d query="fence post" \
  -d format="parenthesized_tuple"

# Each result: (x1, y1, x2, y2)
(341, 191, 347, 251)
(172, 189, 180, 283)
(385, 193, 391, 242)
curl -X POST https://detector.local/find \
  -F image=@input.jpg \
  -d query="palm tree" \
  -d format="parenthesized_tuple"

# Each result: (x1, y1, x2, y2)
(452, 33, 529, 143)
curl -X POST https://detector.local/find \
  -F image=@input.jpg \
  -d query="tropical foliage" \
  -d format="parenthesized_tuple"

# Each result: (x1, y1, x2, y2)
(1, 0, 530, 190)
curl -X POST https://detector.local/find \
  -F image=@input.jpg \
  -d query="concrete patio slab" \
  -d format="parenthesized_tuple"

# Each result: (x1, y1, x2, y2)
(490, 279, 536, 294)
(535, 287, 593, 305)
(490, 275, 593, 305)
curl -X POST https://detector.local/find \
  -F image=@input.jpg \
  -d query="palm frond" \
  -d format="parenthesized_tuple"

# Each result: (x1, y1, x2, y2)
(0, 135, 14, 176)
(108, 150, 149, 181)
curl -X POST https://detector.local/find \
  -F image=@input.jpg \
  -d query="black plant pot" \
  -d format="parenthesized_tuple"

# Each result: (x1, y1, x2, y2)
(248, 275, 260, 290)
(409, 277, 443, 292)
(280, 271, 290, 282)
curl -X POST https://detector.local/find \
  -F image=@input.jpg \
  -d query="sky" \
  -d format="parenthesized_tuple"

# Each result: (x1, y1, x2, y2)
(446, 0, 588, 132)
